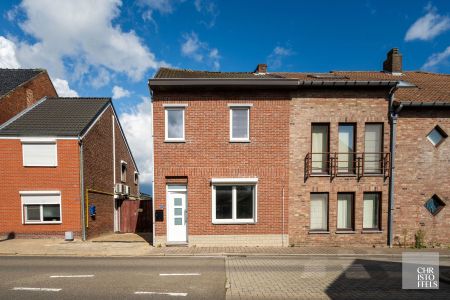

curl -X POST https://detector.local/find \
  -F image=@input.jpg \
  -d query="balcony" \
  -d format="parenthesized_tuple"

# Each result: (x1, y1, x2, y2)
(304, 152, 390, 181)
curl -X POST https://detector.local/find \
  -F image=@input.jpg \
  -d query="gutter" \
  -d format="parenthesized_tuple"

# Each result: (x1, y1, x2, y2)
(148, 78, 398, 89)
(395, 101, 450, 108)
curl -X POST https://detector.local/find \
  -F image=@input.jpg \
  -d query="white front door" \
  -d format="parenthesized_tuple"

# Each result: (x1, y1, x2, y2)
(167, 192, 187, 243)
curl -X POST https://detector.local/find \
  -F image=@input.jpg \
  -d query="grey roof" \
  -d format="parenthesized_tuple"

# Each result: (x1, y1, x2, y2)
(0, 69, 45, 98)
(0, 97, 111, 137)
(155, 67, 284, 79)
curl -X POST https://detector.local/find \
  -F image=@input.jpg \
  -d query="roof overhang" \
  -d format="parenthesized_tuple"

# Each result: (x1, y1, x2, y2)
(149, 78, 398, 92)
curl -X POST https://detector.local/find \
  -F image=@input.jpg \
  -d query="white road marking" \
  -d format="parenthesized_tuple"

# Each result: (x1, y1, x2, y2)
(13, 287, 61, 292)
(50, 275, 95, 278)
(135, 291, 188, 296)
(159, 273, 200, 276)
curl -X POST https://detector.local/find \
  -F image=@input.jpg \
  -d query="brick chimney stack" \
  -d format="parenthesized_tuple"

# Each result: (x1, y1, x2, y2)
(383, 48, 402, 74)
(254, 63, 267, 74)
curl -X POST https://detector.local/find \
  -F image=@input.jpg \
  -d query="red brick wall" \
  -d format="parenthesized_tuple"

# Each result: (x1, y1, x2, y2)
(153, 91, 290, 239)
(393, 108, 450, 246)
(289, 89, 391, 246)
(0, 72, 57, 125)
(0, 139, 81, 238)
(83, 106, 138, 239)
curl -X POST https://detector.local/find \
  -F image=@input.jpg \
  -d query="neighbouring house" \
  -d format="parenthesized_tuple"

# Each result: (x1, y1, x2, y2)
(0, 68, 57, 125)
(149, 48, 449, 247)
(0, 97, 141, 240)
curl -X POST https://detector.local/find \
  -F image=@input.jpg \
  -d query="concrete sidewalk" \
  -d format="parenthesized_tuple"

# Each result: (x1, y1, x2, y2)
(1, 237, 450, 257)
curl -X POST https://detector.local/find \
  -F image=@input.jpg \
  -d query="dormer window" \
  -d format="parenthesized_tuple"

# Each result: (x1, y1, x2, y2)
(121, 161, 127, 182)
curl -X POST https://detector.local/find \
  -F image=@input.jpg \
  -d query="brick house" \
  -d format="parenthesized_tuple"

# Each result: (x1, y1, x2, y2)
(149, 49, 449, 247)
(0, 68, 57, 125)
(0, 97, 140, 240)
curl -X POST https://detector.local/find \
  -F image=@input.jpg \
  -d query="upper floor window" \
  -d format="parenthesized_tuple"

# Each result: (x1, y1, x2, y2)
(427, 125, 447, 147)
(229, 104, 251, 142)
(22, 139, 57, 167)
(134, 171, 139, 185)
(364, 123, 383, 174)
(164, 105, 186, 142)
(338, 124, 356, 174)
(121, 161, 127, 182)
(311, 124, 329, 174)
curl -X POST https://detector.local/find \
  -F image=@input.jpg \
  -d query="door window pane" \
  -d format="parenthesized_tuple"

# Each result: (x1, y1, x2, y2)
(338, 125, 355, 173)
(25, 205, 40, 221)
(236, 186, 253, 219)
(337, 193, 353, 230)
(174, 198, 182, 206)
(310, 193, 328, 230)
(365, 124, 383, 174)
(166, 109, 184, 139)
(42, 204, 60, 221)
(174, 218, 182, 225)
(215, 186, 232, 219)
(363, 193, 380, 229)
(231, 108, 249, 139)
(174, 208, 182, 216)
(311, 125, 329, 174)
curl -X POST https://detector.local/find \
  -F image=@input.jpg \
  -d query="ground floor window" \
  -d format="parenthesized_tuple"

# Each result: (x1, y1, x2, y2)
(310, 193, 328, 231)
(212, 180, 257, 224)
(337, 193, 354, 230)
(363, 192, 381, 230)
(21, 192, 61, 224)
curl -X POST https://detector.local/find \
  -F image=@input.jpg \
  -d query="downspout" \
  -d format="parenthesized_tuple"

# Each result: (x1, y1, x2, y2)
(282, 187, 285, 247)
(388, 86, 403, 248)
(150, 93, 156, 246)
(79, 139, 87, 241)
(112, 114, 117, 232)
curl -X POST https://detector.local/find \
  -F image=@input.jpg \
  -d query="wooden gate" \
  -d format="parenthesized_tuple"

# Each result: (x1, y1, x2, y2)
(120, 199, 153, 233)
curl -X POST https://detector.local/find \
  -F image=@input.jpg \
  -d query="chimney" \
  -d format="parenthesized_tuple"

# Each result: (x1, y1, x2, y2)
(383, 48, 402, 74)
(254, 63, 267, 74)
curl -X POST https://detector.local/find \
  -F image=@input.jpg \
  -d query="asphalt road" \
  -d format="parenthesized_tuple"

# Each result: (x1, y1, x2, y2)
(0, 256, 226, 300)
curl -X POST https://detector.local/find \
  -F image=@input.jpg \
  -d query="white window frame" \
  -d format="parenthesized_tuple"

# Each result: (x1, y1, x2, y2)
(20, 191, 62, 224)
(211, 178, 258, 224)
(21, 138, 58, 167)
(164, 105, 186, 142)
(229, 105, 251, 142)
(134, 171, 139, 185)
(121, 160, 127, 182)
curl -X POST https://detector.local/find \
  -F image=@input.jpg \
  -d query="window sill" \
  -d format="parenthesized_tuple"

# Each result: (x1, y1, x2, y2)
(308, 230, 330, 234)
(229, 140, 250, 143)
(336, 174, 357, 177)
(362, 174, 384, 177)
(309, 174, 331, 177)
(212, 221, 256, 225)
(24, 165, 57, 168)
(164, 140, 186, 143)
(24, 221, 62, 225)
(335, 230, 356, 234)
(361, 230, 383, 234)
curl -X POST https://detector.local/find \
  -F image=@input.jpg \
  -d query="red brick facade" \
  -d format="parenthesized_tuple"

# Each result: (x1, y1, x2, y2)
(0, 71, 57, 125)
(393, 108, 450, 246)
(0, 139, 82, 238)
(83, 106, 139, 239)
(289, 89, 391, 246)
(153, 91, 290, 245)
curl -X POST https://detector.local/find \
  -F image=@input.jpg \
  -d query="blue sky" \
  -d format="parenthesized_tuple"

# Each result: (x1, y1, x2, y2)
(1, 0, 450, 194)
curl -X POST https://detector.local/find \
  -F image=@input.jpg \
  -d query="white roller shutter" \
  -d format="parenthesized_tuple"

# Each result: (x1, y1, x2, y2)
(22, 142, 57, 166)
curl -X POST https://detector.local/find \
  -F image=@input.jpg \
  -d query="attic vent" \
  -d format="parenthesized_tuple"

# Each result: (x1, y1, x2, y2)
(307, 74, 349, 79)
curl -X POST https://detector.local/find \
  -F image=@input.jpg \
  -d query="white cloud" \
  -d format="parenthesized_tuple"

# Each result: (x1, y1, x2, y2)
(422, 46, 450, 71)
(52, 78, 79, 97)
(181, 32, 220, 70)
(405, 4, 450, 41)
(11, 0, 165, 85)
(119, 97, 153, 187)
(267, 46, 294, 70)
(0, 36, 20, 68)
(112, 85, 131, 99)
(90, 67, 111, 89)
(139, 0, 180, 14)
(194, 0, 219, 28)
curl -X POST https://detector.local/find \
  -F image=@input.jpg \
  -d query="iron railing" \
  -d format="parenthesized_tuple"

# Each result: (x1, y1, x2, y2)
(305, 152, 390, 181)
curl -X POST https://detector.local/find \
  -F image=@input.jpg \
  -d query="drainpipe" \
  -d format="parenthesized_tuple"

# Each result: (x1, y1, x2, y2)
(79, 139, 87, 241)
(388, 87, 404, 248)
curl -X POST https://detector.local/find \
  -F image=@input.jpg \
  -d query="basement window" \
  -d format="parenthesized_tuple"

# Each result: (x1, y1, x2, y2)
(424, 195, 446, 216)
(427, 126, 447, 147)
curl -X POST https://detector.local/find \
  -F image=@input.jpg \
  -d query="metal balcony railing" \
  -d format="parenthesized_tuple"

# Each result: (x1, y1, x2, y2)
(304, 152, 390, 181)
